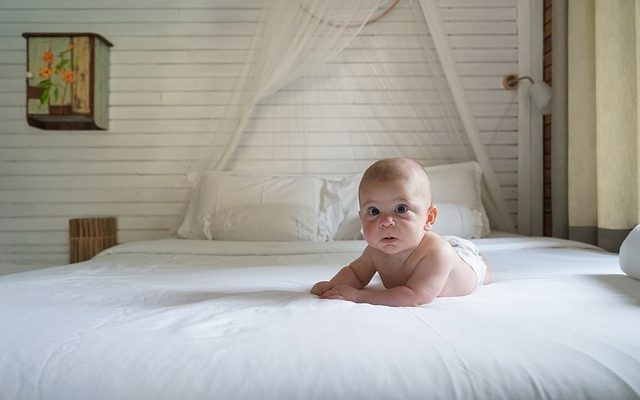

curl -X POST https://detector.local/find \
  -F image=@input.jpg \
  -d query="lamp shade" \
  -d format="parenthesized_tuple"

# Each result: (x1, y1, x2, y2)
(529, 81, 552, 114)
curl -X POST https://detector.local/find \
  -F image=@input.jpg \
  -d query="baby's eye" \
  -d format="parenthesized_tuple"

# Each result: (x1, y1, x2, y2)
(367, 207, 380, 216)
(395, 204, 408, 214)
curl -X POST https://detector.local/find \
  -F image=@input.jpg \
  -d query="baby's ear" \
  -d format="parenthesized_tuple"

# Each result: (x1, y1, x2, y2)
(424, 205, 438, 230)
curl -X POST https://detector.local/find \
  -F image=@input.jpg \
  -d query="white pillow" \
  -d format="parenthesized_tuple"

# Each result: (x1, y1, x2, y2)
(319, 174, 363, 240)
(426, 161, 490, 236)
(320, 161, 490, 240)
(177, 172, 329, 241)
(431, 202, 484, 238)
(620, 225, 640, 281)
(206, 204, 320, 241)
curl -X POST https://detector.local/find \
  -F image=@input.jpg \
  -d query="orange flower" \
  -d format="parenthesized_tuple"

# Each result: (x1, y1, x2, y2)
(35, 45, 76, 107)
(42, 50, 55, 64)
(39, 66, 53, 79)
(63, 70, 74, 83)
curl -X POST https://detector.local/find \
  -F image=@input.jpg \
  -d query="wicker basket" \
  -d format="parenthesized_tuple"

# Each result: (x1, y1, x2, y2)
(69, 217, 117, 263)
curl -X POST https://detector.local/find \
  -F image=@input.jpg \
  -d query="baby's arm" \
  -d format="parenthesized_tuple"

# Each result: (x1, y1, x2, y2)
(311, 251, 376, 296)
(347, 244, 453, 307)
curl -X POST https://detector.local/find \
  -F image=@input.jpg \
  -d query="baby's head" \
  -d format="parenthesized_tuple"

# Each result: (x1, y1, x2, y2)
(358, 158, 437, 253)
(358, 158, 432, 208)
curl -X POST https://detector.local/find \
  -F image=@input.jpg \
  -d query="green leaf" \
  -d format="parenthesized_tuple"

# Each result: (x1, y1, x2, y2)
(39, 87, 50, 105)
(37, 79, 52, 89)
(53, 87, 60, 103)
(57, 59, 69, 71)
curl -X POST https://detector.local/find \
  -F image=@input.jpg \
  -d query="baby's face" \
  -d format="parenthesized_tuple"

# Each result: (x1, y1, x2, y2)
(359, 178, 432, 255)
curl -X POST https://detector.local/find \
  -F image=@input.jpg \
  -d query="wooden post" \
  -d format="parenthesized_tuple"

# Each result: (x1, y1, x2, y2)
(69, 217, 117, 263)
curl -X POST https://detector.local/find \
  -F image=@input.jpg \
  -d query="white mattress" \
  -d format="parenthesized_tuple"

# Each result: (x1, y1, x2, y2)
(1, 237, 639, 400)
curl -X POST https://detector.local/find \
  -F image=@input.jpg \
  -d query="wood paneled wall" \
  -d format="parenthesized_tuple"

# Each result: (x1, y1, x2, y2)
(0, 0, 522, 266)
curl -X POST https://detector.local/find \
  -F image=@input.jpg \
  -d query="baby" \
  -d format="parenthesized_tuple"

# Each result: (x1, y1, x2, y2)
(311, 157, 488, 307)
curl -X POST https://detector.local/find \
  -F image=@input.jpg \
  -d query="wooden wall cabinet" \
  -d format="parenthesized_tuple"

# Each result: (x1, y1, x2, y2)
(23, 32, 112, 130)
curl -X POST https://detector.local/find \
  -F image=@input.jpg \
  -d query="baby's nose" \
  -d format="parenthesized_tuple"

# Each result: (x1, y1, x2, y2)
(379, 215, 395, 227)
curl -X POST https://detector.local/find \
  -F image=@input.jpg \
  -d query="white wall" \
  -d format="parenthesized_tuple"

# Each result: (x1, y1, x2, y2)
(0, 0, 522, 266)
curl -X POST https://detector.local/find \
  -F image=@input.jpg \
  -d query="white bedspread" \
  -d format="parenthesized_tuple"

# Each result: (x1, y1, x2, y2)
(1, 237, 639, 400)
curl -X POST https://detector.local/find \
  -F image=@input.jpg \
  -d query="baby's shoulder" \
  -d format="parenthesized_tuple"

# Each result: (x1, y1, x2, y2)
(419, 232, 451, 251)
(411, 233, 456, 262)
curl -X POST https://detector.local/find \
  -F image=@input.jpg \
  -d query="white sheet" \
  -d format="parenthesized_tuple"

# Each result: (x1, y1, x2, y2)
(1, 237, 639, 400)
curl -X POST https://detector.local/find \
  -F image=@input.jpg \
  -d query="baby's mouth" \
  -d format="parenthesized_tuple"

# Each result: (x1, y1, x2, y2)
(381, 236, 397, 243)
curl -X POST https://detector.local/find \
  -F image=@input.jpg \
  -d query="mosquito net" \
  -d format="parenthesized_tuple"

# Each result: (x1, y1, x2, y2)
(184, 0, 515, 232)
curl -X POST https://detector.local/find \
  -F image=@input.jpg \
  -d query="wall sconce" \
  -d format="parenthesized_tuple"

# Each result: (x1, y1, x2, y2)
(502, 74, 552, 115)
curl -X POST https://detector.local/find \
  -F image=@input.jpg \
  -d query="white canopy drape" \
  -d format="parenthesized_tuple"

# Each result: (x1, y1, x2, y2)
(186, 0, 515, 233)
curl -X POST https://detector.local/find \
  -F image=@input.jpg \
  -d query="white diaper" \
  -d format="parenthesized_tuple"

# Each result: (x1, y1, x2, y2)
(444, 235, 487, 288)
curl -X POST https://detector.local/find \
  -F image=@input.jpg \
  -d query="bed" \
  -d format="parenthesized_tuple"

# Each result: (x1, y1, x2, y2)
(1, 163, 639, 399)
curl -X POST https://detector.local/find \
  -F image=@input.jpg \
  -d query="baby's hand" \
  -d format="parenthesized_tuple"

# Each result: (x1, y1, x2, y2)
(320, 285, 360, 303)
(311, 281, 332, 296)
